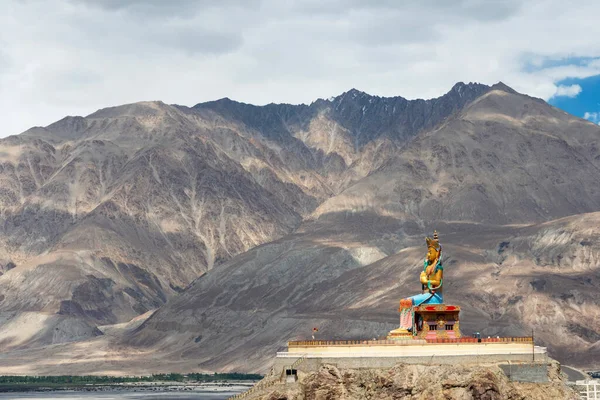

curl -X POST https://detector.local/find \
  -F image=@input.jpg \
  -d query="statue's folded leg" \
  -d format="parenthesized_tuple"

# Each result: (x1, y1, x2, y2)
(398, 293, 443, 331)
(398, 299, 411, 329)
(398, 297, 417, 330)
(415, 292, 443, 305)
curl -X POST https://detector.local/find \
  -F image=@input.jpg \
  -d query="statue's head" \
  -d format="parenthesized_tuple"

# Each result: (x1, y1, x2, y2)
(425, 230, 441, 265)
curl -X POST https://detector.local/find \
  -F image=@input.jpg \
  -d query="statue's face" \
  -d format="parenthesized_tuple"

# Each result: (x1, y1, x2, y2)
(427, 247, 438, 264)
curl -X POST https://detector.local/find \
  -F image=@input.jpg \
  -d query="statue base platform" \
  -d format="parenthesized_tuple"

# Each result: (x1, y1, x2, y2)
(388, 304, 462, 340)
(274, 337, 547, 375)
(387, 327, 413, 339)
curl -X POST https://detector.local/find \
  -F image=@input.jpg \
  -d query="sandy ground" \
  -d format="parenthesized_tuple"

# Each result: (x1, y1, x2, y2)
(0, 311, 205, 376)
(0, 338, 195, 376)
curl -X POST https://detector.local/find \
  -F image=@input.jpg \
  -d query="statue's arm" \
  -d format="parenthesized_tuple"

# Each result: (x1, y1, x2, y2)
(428, 269, 443, 288)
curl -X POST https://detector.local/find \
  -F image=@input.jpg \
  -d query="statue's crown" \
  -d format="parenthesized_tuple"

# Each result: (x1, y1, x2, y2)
(425, 230, 440, 250)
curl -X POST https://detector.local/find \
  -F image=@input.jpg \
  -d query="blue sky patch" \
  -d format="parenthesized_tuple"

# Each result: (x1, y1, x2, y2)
(549, 74, 600, 124)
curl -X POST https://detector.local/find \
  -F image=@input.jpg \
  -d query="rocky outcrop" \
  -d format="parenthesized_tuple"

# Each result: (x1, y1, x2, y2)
(248, 362, 577, 400)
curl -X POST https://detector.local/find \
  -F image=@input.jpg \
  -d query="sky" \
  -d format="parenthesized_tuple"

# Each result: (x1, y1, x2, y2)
(548, 74, 600, 125)
(1, 0, 600, 137)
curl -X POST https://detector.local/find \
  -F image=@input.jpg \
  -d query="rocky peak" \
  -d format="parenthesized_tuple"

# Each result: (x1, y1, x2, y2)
(333, 88, 372, 102)
(448, 81, 490, 98)
(490, 81, 519, 94)
(316, 83, 491, 146)
(193, 97, 312, 143)
(86, 100, 170, 119)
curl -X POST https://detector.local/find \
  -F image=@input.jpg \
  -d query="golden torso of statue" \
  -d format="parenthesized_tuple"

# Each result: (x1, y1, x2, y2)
(419, 236, 443, 294)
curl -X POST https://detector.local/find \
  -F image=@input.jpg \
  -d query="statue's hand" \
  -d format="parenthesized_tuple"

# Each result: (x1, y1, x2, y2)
(425, 262, 435, 276)
(419, 271, 428, 285)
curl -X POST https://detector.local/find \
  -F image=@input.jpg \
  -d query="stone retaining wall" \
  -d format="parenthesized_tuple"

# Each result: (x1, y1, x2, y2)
(499, 363, 549, 383)
(274, 353, 550, 375)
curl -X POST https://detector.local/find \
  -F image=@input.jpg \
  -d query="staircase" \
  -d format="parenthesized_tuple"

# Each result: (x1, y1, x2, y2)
(291, 354, 307, 369)
(229, 355, 307, 399)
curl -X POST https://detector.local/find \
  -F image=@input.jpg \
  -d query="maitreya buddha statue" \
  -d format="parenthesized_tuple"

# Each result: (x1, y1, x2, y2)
(394, 230, 444, 334)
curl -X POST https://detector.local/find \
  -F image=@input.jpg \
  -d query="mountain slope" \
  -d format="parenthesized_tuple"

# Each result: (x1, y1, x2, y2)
(314, 86, 600, 224)
(0, 104, 303, 348)
(127, 213, 600, 372)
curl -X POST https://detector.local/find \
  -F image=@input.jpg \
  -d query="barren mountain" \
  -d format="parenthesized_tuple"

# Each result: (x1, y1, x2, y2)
(0, 83, 494, 350)
(126, 85, 600, 373)
(1, 82, 600, 374)
(0, 103, 307, 349)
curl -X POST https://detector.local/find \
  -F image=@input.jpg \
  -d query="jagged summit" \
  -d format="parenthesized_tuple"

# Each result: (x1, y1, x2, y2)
(31, 82, 513, 132)
(191, 82, 493, 111)
(448, 81, 491, 97)
(188, 82, 496, 147)
(330, 82, 493, 104)
(335, 88, 372, 100)
(14, 81, 549, 154)
(22, 81, 526, 149)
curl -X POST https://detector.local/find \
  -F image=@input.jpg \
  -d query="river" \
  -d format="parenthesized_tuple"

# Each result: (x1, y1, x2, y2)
(0, 389, 245, 399)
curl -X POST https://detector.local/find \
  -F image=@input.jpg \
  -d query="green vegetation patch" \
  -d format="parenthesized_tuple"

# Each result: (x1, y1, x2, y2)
(0, 372, 262, 390)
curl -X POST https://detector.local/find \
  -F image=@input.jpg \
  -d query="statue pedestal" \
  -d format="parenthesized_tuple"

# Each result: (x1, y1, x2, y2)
(388, 304, 461, 340)
(387, 327, 413, 339)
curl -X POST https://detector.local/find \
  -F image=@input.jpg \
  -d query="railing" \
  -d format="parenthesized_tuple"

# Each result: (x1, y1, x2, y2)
(289, 340, 401, 346)
(288, 337, 534, 347)
(425, 337, 534, 344)
(578, 380, 600, 400)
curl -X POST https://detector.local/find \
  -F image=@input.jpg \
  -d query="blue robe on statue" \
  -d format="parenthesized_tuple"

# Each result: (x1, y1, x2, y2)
(407, 259, 444, 306)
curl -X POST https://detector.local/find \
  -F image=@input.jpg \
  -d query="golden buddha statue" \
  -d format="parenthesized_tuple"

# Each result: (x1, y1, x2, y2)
(390, 230, 444, 337)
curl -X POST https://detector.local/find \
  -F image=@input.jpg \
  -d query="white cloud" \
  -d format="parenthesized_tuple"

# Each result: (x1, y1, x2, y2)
(2, 0, 600, 137)
(584, 112, 599, 123)
(553, 84, 582, 98)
